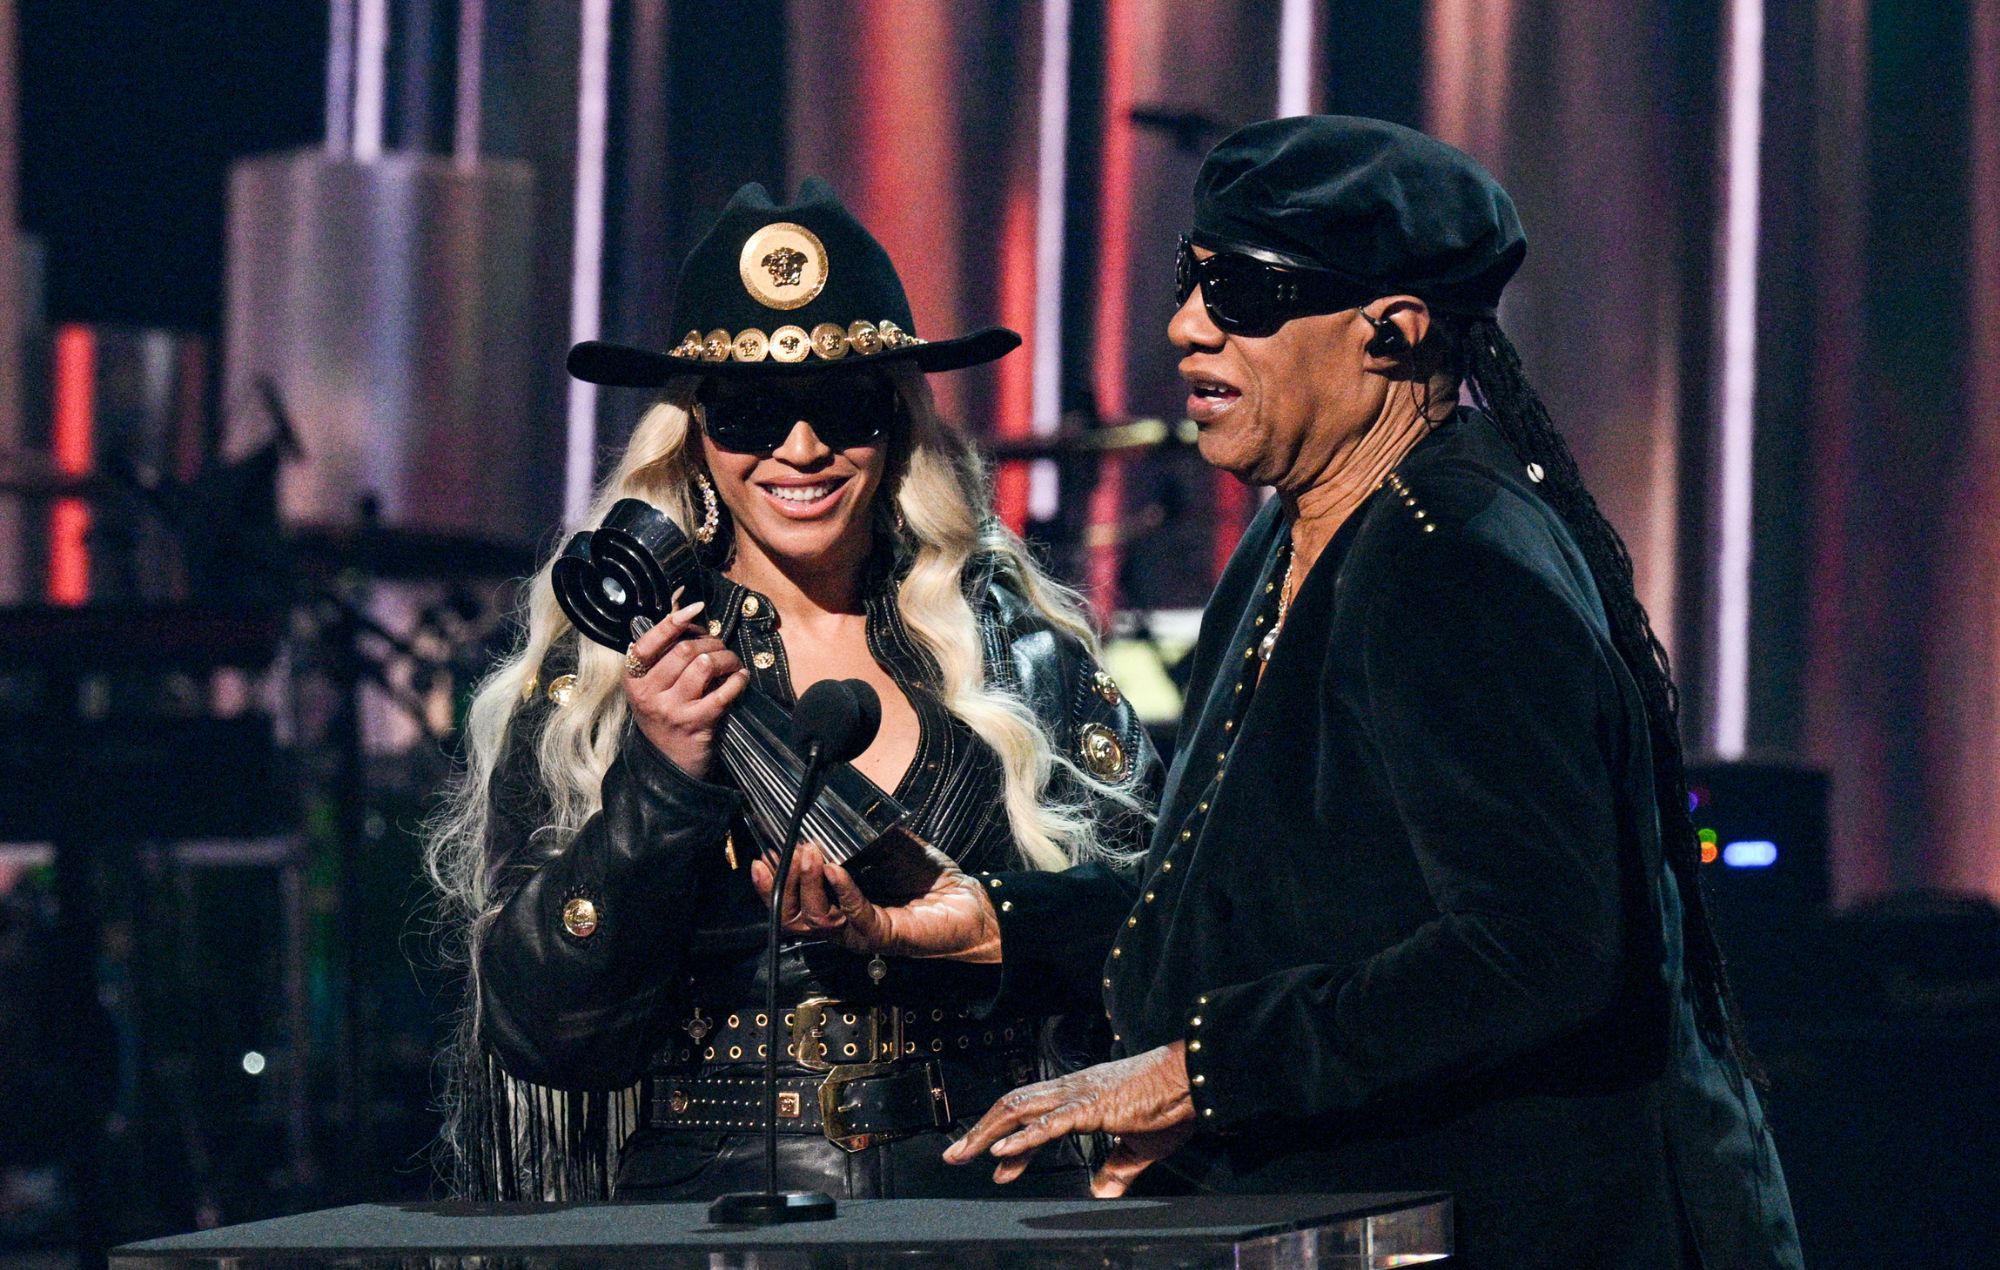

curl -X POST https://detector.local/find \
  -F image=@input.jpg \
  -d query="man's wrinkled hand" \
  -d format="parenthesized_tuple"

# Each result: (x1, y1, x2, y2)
(943, 1043, 1196, 1195)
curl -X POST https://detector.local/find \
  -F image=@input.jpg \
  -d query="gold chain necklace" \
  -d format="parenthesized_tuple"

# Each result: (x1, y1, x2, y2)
(1257, 543, 1298, 662)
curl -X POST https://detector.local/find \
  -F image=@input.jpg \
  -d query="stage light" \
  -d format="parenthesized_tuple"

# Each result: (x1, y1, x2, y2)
(241, 1051, 268, 1076)
(1722, 840, 1778, 869)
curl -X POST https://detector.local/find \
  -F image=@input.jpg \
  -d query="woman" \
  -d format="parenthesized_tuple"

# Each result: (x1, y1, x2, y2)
(427, 179, 1158, 1202)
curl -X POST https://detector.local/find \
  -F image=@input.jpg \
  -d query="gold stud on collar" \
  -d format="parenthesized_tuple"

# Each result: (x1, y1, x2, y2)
(847, 320, 882, 356)
(1078, 723, 1128, 781)
(1092, 669, 1123, 706)
(702, 329, 732, 362)
(545, 673, 577, 707)
(561, 896, 599, 939)
(731, 328, 769, 362)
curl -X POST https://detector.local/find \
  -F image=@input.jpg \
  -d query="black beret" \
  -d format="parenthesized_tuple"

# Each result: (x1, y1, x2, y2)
(1192, 115, 1526, 318)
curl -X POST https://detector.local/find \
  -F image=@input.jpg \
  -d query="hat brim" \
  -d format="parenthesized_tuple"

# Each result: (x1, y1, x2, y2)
(568, 327, 1021, 387)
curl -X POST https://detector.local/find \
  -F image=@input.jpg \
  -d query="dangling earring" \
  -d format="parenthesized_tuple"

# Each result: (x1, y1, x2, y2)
(694, 471, 720, 544)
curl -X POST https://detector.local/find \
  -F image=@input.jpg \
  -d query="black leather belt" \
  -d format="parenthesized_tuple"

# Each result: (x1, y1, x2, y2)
(648, 997, 1037, 1151)
(657, 997, 1037, 1068)
(649, 1063, 952, 1151)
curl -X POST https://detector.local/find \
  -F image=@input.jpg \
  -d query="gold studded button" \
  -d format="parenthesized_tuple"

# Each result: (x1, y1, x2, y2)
(1180, 829, 1192, 841)
(768, 324, 810, 363)
(1127, 916, 1138, 927)
(810, 322, 851, 359)
(1000, 900, 1013, 912)
(1198, 801, 1210, 813)
(707, 619, 723, 636)
(1223, 720, 1235, 732)
(545, 673, 578, 707)
(731, 328, 769, 362)
(703, 329, 733, 361)
(1189, 1039, 1202, 1052)
(742, 596, 762, 617)
(1192, 1073, 1206, 1085)
(752, 651, 776, 670)
(1078, 722, 1128, 781)
(1092, 669, 1123, 705)
(669, 1088, 690, 1113)
(671, 330, 704, 359)
(561, 896, 599, 939)
(1161, 860, 1174, 871)
(848, 320, 882, 356)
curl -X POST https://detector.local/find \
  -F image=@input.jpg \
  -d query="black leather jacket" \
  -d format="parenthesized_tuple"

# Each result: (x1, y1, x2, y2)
(474, 555, 1160, 1198)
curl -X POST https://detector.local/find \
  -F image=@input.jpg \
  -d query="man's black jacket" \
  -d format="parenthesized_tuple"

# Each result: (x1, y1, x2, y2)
(1106, 409, 1802, 1269)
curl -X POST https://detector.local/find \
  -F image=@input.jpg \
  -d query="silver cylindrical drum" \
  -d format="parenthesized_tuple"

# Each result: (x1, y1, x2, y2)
(222, 149, 542, 548)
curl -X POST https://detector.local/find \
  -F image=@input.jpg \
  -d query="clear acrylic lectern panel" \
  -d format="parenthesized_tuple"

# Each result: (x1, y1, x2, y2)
(111, 1193, 1452, 1269)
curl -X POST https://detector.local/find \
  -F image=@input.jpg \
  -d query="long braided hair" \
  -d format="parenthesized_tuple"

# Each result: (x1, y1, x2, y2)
(1430, 315, 1758, 1078)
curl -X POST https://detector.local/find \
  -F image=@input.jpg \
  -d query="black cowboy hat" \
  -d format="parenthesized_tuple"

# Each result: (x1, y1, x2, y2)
(569, 177, 1020, 385)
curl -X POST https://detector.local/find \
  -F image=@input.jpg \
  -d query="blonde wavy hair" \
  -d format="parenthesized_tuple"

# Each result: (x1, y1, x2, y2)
(427, 365, 1142, 936)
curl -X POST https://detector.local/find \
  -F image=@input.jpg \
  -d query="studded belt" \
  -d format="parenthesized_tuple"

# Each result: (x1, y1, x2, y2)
(649, 997, 1037, 1151)
(658, 997, 1038, 1068)
(648, 1063, 953, 1151)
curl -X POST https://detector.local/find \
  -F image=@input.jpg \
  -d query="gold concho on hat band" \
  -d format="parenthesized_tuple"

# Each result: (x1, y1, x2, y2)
(810, 323, 850, 360)
(667, 320, 925, 365)
(769, 325, 811, 363)
(739, 221, 829, 311)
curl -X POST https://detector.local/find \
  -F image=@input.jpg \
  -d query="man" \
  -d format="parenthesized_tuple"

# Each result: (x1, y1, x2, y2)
(946, 116, 1803, 1269)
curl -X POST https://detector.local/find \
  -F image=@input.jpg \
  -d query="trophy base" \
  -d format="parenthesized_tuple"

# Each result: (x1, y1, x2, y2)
(707, 1191, 838, 1225)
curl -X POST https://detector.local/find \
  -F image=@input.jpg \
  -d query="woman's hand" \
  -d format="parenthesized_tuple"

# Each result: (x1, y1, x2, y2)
(749, 842, 1002, 964)
(624, 594, 749, 780)
(942, 1043, 1196, 1195)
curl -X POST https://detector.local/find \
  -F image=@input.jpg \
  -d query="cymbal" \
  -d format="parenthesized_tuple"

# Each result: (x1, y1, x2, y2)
(981, 417, 1201, 462)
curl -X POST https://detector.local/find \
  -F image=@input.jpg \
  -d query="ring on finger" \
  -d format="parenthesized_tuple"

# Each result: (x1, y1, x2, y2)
(624, 644, 648, 678)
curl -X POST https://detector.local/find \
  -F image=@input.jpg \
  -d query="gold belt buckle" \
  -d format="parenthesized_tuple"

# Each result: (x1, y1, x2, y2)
(789, 997, 912, 1151)
(790, 996, 902, 1072)
(819, 1060, 949, 1154)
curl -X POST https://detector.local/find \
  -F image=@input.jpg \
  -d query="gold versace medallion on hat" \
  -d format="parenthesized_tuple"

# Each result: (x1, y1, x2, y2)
(739, 221, 829, 311)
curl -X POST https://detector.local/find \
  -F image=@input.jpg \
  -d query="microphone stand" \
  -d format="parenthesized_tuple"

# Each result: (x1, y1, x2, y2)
(707, 739, 840, 1224)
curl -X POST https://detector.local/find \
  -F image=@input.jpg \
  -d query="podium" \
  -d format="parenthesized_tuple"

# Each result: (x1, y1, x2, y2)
(111, 1193, 1451, 1268)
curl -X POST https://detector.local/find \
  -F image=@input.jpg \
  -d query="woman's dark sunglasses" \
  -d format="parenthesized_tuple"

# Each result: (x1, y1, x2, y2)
(1174, 236, 1369, 337)
(695, 373, 900, 454)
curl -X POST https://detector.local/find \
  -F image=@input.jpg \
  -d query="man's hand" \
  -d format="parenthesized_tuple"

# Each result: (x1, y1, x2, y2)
(943, 1043, 1197, 1195)
(749, 841, 1002, 963)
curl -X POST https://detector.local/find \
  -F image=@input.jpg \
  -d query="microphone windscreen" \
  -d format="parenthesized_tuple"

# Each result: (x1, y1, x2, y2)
(791, 679, 881, 764)
(841, 679, 882, 753)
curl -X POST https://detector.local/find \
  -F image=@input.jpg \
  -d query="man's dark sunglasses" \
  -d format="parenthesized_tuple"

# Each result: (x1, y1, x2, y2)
(695, 373, 900, 454)
(1174, 236, 1370, 337)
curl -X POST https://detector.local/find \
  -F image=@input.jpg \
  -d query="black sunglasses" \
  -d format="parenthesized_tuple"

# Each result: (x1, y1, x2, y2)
(695, 373, 900, 454)
(1174, 236, 1370, 337)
